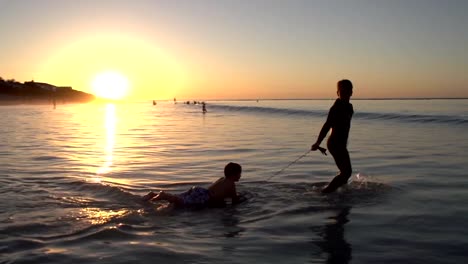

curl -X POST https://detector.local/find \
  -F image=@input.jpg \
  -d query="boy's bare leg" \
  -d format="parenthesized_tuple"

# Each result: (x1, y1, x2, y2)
(142, 191, 158, 202)
(150, 191, 184, 206)
(322, 174, 350, 193)
(322, 147, 352, 193)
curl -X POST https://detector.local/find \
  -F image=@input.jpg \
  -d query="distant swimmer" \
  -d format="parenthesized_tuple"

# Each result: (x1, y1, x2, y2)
(153, 100, 157, 106)
(174, 97, 177, 104)
(142, 162, 243, 207)
(202, 102, 207, 113)
(311, 79, 354, 193)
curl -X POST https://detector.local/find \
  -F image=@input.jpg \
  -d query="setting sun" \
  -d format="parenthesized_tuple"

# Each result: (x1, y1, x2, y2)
(92, 71, 129, 100)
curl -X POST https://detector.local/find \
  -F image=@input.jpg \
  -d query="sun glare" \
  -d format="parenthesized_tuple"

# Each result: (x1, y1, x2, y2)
(92, 71, 129, 100)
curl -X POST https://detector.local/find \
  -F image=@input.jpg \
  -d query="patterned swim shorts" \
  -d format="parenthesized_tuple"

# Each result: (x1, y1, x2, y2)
(178, 186, 211, 206)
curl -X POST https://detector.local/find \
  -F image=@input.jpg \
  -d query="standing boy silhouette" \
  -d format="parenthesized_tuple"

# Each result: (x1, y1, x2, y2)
(311, 80, 354, 193)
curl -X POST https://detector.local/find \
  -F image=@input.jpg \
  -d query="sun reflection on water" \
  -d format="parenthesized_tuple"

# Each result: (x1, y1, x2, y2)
(97, 104, 116, 175)
(76, 207, 128, 225)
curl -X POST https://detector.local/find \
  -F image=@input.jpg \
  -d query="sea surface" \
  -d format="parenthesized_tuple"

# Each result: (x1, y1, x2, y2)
(1, 99, 468, 264)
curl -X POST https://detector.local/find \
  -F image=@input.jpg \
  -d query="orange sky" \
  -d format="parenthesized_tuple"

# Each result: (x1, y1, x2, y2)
(1, 1, 467, 100)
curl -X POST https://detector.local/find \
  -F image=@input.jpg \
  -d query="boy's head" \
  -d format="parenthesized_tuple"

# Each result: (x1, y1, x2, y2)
(224, 162, 242, 182)
(337, 79, 353, 101)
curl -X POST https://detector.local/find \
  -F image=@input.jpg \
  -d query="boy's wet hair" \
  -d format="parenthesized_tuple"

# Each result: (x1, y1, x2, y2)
(337, 79, 353, 93)
(224, 162, 242, 178)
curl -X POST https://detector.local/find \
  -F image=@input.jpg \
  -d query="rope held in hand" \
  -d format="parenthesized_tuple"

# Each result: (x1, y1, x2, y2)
(266, 147, 327, 181)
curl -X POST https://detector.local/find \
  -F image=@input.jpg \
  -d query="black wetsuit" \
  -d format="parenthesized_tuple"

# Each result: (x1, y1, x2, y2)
(320, 98, 354, 192)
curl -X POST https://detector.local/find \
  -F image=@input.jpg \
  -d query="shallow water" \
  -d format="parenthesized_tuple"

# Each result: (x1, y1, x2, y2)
(1, 99, 468, 263)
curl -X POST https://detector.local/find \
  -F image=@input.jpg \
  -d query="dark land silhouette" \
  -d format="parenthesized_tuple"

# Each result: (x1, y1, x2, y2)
(0, 77, 95, 105)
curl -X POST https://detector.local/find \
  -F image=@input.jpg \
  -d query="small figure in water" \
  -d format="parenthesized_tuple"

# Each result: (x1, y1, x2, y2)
(153, 100, 157, 106)
(311, 79, 354, 193)
(142, 162, 242, 207)
(174, 97, 177, 104)
(202, 102, 207, 113)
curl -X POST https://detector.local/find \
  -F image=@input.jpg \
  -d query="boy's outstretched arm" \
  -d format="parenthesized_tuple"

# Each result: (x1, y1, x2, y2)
(312, 109, 334, 150)
(313, 122, 331, 148)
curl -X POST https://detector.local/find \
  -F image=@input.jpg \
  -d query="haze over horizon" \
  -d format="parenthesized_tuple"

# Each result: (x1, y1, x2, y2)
(1, 0, 467, 100)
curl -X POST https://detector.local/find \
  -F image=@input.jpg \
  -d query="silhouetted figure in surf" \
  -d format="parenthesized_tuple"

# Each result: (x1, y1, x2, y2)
(153, 100, 156, 106)
(202, 102, 207, 113)
(311, 79, 354, 193)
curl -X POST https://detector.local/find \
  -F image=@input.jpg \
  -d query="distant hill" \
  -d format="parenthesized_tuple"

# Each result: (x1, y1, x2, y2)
(0, 78, 95, 104)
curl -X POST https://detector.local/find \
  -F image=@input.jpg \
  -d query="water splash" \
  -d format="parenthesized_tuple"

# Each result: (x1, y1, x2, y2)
(349, 173, 372, 189)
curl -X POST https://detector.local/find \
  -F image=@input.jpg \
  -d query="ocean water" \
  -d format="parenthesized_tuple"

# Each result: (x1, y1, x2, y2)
(1, 99, 468, 264)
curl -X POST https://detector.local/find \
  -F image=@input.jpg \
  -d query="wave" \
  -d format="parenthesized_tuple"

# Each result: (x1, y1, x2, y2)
(208, 104, 468, 125)
(209, 104, 321, 116)
(64, 180, 142, 206)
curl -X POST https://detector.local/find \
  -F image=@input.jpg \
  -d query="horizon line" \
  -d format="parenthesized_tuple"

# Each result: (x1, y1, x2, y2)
(148, 97, 468, 102)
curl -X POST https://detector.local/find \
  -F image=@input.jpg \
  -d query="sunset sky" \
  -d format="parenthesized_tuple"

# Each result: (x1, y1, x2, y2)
(1, 0, 467, 100)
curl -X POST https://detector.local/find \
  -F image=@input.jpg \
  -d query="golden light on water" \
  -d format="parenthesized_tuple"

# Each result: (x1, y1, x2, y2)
(87, 103, 135, 187)
(77, 207, 128, 225)
(96, 104, 116, 175)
